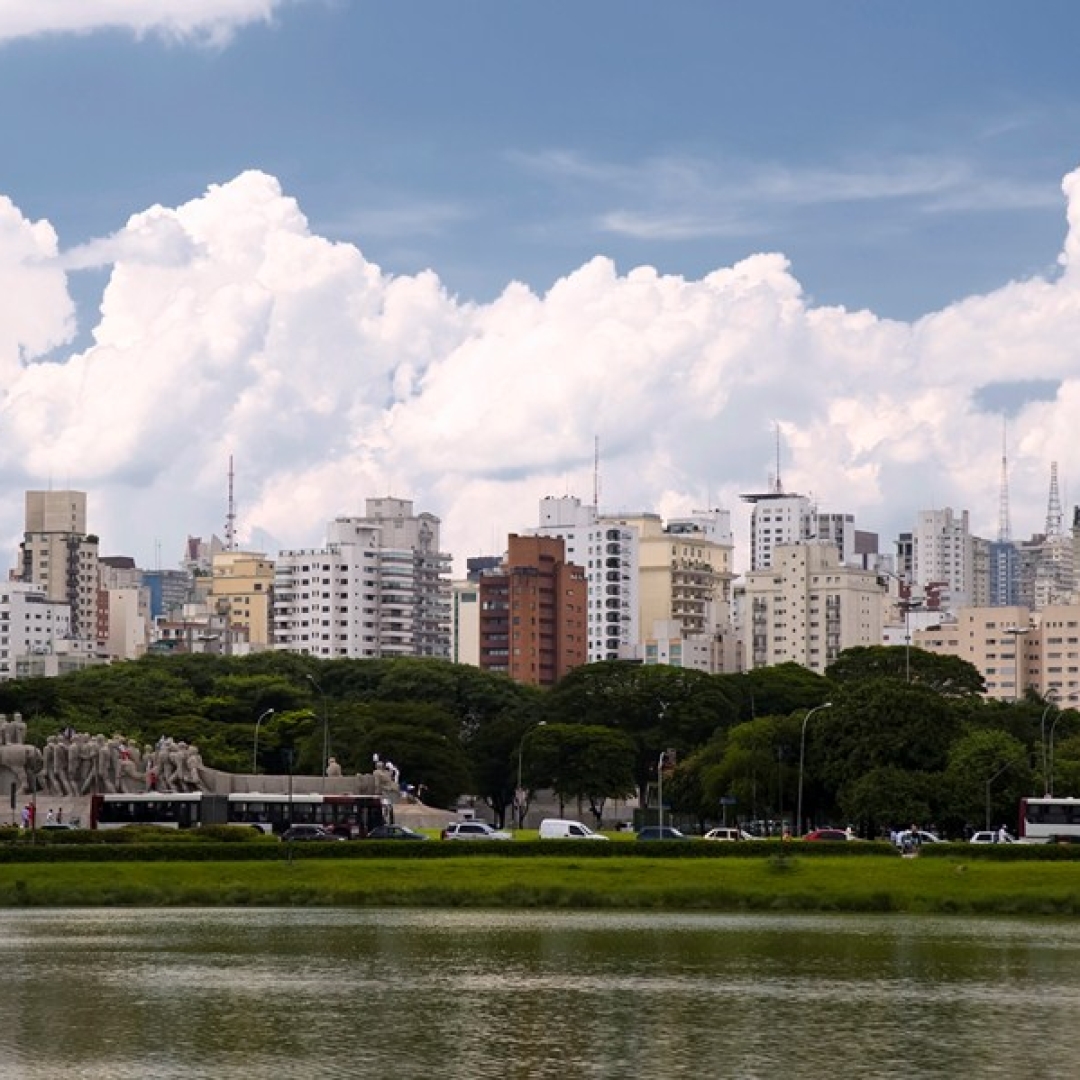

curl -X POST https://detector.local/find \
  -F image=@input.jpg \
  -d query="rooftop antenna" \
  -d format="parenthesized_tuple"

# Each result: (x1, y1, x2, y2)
(225, 454, 237, 551)
(998, 417, 1011, 543)
(1047, 460, 1063, 541)
(773, 422, 783, 495)
(593, 434, 601, 512)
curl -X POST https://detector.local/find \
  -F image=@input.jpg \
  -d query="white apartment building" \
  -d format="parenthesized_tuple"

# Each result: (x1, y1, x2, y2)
(18, 490, 100, 647)
(739, 542, 885, 674)
(529, 496, 640, 662)
(273, 498, 451, 659)
(913, 507, 975, 611)
(0, 582, 74, 680)
(742, 493, 814, 571)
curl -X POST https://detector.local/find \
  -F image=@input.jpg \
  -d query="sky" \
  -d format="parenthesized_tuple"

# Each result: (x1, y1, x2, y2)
(2, 1, 1080, 575)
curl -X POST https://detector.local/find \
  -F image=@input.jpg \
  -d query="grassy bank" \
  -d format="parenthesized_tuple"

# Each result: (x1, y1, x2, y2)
(5, 852, 1080, 914)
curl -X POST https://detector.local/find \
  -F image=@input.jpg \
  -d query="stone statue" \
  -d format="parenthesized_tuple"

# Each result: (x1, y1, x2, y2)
(8, 713, 27, 745)
(0, 743, 43, 794)
(326, 757, 343, 778)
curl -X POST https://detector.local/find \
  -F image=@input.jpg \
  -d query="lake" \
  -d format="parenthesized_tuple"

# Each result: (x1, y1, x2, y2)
(1, 909, 1078, 1078)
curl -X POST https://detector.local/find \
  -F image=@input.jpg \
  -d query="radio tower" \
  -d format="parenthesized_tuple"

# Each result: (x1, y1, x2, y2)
(225, 455, 237, 551)
(997, 418, 1011, 542)
(1046, 460, 1063, 541)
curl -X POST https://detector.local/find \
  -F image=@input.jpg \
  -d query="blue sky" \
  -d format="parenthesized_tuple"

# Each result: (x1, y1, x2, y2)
(4, 3, 1078, 318)
(1, 2, 1080, 571)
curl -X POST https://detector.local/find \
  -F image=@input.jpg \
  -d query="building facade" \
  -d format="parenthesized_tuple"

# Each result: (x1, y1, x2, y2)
(273, 498, 451, 659)
(477, 534, 587, 685)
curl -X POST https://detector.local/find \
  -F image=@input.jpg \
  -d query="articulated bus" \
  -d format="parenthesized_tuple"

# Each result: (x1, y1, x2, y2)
(1018, 797, 1080, 843)
(90, 792, 393, 837)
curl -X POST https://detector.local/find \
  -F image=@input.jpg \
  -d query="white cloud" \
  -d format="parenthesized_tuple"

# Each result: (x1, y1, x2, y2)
(0, 1, 297, 46)
(3, 164, 1080, 579)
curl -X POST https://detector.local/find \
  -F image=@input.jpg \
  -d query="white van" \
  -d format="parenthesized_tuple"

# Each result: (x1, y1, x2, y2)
(538, 818, 608, 840)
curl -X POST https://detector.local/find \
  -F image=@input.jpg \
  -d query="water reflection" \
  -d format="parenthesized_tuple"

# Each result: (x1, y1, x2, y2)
(0, 910, 1078, 1078)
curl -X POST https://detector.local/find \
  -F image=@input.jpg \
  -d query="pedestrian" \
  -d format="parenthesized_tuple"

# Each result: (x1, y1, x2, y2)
(46, 809, 55, 825)
(57, 807, 64, 824)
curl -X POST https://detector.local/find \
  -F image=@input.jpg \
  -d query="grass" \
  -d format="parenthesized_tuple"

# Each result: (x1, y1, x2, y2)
(5, 851, 1080, 914)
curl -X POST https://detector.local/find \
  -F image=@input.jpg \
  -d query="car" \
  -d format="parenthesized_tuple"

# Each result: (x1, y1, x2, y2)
(40, 822, 79, 832)
(703, 827, 753, 842)
(802, 828, 850, 842)
(441, 821, 512, 841)
(635, 826, 689, 841)
(365, 824, 429, 841)
(970, 830, 1014, 844)
(280, 824, 345, 842)
(894, 829, 941, 850)
(538, 818, 608, 840)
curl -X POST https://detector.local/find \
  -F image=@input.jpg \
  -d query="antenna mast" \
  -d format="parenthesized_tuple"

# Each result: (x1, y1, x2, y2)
(773, 423, 784, 495)
(998, 418, 1011, 542)
(1047, 460, 1063, 540)
(593, 434, 600, 512)
(225, 454, 237, 551)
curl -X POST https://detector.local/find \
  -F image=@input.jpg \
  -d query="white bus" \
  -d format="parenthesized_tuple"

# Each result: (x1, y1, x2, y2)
(1018, 797, 1080, 843)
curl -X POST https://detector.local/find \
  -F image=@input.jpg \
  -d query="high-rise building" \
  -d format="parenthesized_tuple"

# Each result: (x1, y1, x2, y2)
(211, 550, 275, 648)
(273, 498, 450, 659)
(528, 496, 640, 662)
(0, 582, 73, 680)
(912, 507, 976, 611)
(478, 534, 587, 685)
(741, 492, 814, 571)
(739, 542, 885, 674)
(18, 490, 99, 648)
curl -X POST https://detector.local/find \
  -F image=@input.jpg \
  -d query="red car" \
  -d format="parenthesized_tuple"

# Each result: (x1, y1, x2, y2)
(802, 828, 850, 842)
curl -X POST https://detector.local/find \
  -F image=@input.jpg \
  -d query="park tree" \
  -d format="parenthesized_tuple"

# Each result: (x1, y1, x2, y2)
(722, 663, 833, 722)
(836, 766, 935, 838)
(941, 728, 1032, 836)
(827, 646, 985, 697)
(546, 662, 739, 801)
(522, 722, 636, 826)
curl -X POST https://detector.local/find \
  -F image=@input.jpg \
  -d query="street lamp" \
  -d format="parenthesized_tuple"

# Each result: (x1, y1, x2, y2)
(1040, 690, 1060, 795)
(899, 598, 923, 683)
(515, 721, 545, 829)
(796, 702, 833, 837)
(252, 708, 274, 776)
(1049, 708, 1072, 797)
(306, 674, 329, 790)
(657, 748, 675, 834)
(985, 755, 1029, 831)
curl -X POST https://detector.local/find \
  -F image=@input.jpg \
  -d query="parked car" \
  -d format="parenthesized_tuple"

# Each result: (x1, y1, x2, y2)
(366, 824, 429, 841)
(636, 826, 688, 841)
(441, 821, 512, 841)
(40, 823, 79, 832)
(538, 818, 608, 840)
(970, 830, 1014, 844)
(280, 824, 345, 842)
(802, 828, 850, 842)
(894, 829, 941, 850)
(703, 827, 753, 842)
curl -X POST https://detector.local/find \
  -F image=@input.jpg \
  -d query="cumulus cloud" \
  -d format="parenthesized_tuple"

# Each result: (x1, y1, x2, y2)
(2, 164, 1080, 577)
(0, 1, 298, 46)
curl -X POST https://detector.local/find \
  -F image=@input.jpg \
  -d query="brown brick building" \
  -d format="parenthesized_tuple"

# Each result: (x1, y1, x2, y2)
(478, 535, 587, 686)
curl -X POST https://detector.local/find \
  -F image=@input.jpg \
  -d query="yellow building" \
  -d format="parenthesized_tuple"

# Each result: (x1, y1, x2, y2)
(210, 550, 275, 648)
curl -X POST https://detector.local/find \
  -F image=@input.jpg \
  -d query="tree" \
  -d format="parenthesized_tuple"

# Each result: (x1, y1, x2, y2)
(827, 646, 985, 697)
(546, 662, 739, 801)
(941, 729, 1032, 836)
(723, 663, 833, 721)
(837, 767, 934, 838)
(523, 723, 636, 826)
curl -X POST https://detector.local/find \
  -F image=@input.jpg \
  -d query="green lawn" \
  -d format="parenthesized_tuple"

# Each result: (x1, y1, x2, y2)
(5, 853, 1080, 914)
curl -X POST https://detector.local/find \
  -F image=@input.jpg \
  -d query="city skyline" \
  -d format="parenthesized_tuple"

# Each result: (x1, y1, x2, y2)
(1, 4, 1080, 577)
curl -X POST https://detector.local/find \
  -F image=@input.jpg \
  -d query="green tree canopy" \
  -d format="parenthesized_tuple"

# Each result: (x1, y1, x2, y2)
(827, 646, 985, 697)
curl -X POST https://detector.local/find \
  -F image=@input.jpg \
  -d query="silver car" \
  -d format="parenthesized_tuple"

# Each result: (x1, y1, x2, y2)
(441, 821, 512, 840)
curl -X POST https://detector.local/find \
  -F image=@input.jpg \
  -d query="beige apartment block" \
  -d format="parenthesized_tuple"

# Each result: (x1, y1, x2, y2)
(917, 604, 1080, 707)
(211, 550, 275, 647)
(739, 542, 884, 674)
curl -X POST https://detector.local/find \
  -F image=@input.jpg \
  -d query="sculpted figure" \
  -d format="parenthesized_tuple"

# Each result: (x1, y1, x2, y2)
(53, 736, 74, 796)
(0, 715, 8, 745)
(326, 757, 343, 778)
(8, 713, 26, 745)
(181, 744, 204, 790)
(0, 743, 43, 794)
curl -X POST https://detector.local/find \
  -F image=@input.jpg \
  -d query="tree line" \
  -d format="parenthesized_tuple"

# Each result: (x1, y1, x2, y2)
(1, 646, 1074, 836)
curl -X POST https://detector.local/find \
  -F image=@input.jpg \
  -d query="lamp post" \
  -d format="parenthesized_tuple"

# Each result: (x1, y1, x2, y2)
(306, 674, 329, 790)
(985, 756, 1028, 831)
(515, 721, 545, 829)
(657, 750, 668, 834)
(900, 599, 923, 683)
(252, 708, 274, 776)
(1040, 690, 1059, 795)
(796, 702, 833, 837)
(1049, 709, 1072, 797)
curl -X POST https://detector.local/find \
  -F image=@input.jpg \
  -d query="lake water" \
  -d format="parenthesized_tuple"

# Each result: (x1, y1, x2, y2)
(1, 909, 1079, 1078)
